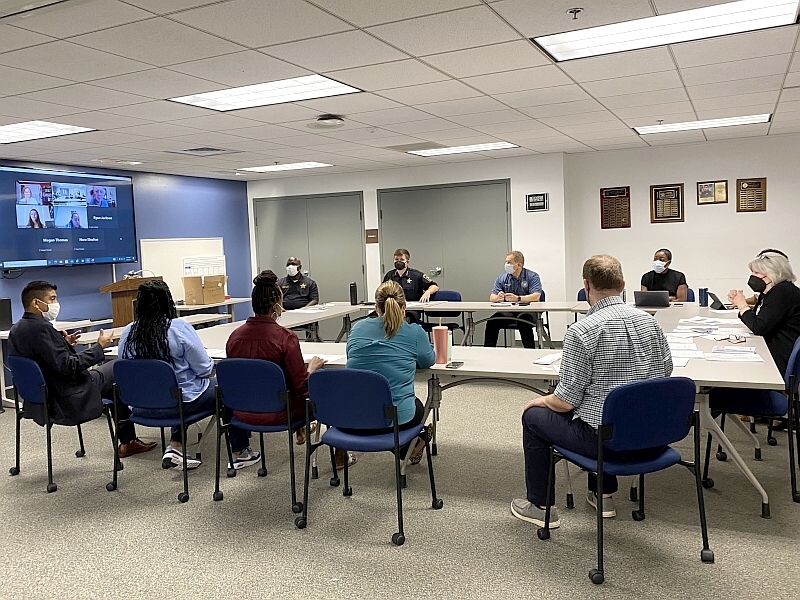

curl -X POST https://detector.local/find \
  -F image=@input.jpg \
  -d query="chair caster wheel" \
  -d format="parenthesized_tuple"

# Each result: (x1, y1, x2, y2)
(294, 517, 306, 529)
(312, 466, 319, 479)
(701, 549, 715, 563)
(632, 510, 646, 521)
(767, 437, 778, 446)
(629, 488, 638, 502)
(702, 478, 714, 489)
(715, 451, 727, 461)
(343, 487, 353, 497)
(213, 491, 223, 501)
(754, 448, 762, 461)
(589, 569, 604, 584)
(432, 499, 443, 509)
(431, 444, 438, 456)
(75, 450, 85, 458)
(226, 468, 236, 478)
(115, 461, 124, 471)
(761, 502, 771, 519)
(178, 492, 189, 503)
(46, 483, 57, 493)
(257, 468, 267, 477)
(330, 477, 340, 487)
(391, 532, 405, 546)
(565, 494, 574, 509)
(9, 467, 19, 476)
(793, 492, 800, 503)
(106, 482, 116, 492)
(292, 502, 303, 513)
(537, 528, 550, 540)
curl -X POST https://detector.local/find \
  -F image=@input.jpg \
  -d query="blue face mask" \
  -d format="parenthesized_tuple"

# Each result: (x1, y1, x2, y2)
(504, 263, 515, 275)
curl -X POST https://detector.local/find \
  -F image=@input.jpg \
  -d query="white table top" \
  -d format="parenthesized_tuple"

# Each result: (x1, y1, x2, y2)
(415, 301, 583, 313)
(180, 313, 232, 326)
(0, 318, 113, 340)
(175, 297, 250, 312)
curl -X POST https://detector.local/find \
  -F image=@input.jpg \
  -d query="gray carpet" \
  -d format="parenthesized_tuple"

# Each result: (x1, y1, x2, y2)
(1, 377, 798, 600)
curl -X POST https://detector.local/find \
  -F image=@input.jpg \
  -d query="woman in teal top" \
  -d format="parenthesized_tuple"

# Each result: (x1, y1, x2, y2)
(346, 281, 435, 460)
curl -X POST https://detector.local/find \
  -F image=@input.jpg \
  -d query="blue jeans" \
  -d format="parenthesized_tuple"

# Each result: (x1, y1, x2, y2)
(133, 377, 250, 452)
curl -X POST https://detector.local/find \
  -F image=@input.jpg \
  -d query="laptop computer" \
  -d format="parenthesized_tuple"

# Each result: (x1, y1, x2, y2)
(707, 292, 732, 310)
(634, 290, 670, 308)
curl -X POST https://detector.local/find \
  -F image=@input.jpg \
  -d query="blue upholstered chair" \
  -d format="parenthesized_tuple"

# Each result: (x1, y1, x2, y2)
(538, 377, 713, 584)
(577, 288, 586, 302)
(296, 369, 442, 545)
(502, 289, 547, 348)
(7, 355, 115, 493)
(686, 287, 696, 302)
(421, 290, 465, 341)
(110, 359, 215, 503)
(213, 358, 304, 513)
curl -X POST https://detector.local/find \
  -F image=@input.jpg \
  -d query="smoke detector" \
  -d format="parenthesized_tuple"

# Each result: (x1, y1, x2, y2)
(307, 114, 345, 130)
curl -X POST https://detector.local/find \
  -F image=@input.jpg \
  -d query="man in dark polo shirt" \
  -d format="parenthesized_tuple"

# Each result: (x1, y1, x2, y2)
(381, 248, 439, 323)
(278, 256, 320, 340)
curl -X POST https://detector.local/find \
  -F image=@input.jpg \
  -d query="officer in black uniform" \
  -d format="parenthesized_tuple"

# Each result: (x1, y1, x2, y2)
(278, 256, 320, 339)
(381, 248, 438, 323)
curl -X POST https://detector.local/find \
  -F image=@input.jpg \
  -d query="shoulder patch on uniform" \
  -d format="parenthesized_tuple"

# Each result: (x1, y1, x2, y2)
(422, 274, 432, 282)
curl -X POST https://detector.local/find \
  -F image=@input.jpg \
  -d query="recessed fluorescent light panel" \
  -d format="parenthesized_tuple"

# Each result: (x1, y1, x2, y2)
(408, 142, 519, 156)
(535, 0, 800, 61)
(169, 75, 361, 111)
(238, 162, 333, 173)
(0, 120, 95, 144)
(634, 114, 771, 134)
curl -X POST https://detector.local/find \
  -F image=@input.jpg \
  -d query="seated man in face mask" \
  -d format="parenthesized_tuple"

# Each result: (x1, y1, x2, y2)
(484, 250, 542, 349)
(381, 248, 439, 323)
(278, 257, 320, 340)
(8, 280, 157, 457)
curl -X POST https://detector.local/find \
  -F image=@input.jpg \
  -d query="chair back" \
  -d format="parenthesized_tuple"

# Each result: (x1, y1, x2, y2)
(601, 377, 696, 452)
(216, 358, 288, 413)
(113, 359, 181, 410)
(686, 288, 696, 302)
(539, 289, 546, 301)
(784, 335, 800, 391)
(308, 369, 395, 430)
(429, 290, 462, 318)
(577, 288, 586, 301)
(7, 356, 48, 404)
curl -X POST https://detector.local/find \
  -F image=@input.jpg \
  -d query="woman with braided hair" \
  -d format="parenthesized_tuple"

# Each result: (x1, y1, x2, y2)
(226, 270, 326, 453)
(119, 280, 259, 471)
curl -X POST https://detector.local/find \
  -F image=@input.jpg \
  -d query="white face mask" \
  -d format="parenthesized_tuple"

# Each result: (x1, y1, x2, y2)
(286, 265, 299, 277)
(653, 260, 667, 274)
(37, 299, 60, 322)
(504, 263, 515, 275)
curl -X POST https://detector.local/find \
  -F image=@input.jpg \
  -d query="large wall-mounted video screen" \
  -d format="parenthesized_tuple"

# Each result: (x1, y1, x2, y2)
(0, 165, 137, 269)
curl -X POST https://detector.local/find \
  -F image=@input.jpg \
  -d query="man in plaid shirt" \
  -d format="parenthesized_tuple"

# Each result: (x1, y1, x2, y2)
(511, 255, 673, 528)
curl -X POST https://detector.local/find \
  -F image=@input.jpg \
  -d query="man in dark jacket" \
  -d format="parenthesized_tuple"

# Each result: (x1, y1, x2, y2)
(8, 280, 156, 458)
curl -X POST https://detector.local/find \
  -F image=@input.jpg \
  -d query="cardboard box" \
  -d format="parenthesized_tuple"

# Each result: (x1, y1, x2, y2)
(182, 275, 227, 305)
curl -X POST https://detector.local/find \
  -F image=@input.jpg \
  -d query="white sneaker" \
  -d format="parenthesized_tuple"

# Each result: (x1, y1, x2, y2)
(587, 491, 616, 518)
(163, 447, 201, 470)
(228, 447, 261, 470)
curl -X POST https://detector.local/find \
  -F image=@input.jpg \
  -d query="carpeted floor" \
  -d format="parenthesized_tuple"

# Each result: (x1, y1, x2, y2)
(1, 377, 798, 600)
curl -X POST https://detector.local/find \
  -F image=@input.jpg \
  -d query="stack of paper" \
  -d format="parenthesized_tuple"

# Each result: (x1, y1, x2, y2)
(711, 346, 756, 354)
(205, 348, 226, 359)
(534, 352, 562, 365)
(671, 350, 705, 359)
(668, 343, 697, 350)
(704, 353, 764, 362)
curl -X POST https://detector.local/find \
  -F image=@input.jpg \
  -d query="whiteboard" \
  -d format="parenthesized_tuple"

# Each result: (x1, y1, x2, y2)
(140, 237, 224, 302)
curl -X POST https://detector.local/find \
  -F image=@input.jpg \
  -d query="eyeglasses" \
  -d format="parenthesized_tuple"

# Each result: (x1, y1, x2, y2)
(728, 334, 746, 343)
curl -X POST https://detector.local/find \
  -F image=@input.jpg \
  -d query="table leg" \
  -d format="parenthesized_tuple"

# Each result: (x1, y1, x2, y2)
(698, 393, 771, 517)
(335, 314, 352, 343)
(462, 312, 475, 346)
(536, 313, 554, 349)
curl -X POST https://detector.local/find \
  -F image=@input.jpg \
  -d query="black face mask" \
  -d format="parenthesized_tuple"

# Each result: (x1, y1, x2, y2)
(748, 275, 767, 294)
(394, 261, 406, 271)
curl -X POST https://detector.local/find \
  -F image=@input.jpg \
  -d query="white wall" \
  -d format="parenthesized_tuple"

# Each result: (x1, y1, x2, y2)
(565, 133, 800, 298)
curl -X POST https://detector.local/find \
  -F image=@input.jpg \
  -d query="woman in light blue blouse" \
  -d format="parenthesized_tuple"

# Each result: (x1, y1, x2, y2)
(119, 281, 258, 471)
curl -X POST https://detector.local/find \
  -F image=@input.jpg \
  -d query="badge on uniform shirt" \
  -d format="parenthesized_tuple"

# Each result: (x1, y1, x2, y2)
(423, 274, 432, 282)
(407, 278, 412, 284)
(300, 283, 306, 289)
(281, 285, 289, 289)
(522, 281, 528, 288)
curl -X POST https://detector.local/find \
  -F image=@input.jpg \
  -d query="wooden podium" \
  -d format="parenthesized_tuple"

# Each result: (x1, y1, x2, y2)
(100, 276, 162, 327)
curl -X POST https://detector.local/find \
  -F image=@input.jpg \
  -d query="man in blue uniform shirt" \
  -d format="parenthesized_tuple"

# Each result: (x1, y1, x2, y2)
(484, 250, 542, 348)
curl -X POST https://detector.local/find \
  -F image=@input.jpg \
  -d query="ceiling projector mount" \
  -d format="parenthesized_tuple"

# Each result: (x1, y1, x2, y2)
(306, 114, 346, 129)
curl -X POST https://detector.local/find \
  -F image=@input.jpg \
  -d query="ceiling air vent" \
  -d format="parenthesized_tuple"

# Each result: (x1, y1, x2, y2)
(168, 147, 242, 157)
(384, 142, 445, 153)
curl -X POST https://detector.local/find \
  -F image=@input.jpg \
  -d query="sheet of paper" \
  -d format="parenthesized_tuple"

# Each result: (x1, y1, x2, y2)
(670, 350, 705, 359)
(667, 331, 700, 339)
(704, 353, 764, 362)
(710, 309, 738, 314)
(205, 348, 226, 359)
(534, 352, 562, 365)
(302, 353, 346, 364)
(668, 343, 697, 350)
(673, 358, 690, 367)
(711, 346, 756, 354)
(490, 302, 513, 307)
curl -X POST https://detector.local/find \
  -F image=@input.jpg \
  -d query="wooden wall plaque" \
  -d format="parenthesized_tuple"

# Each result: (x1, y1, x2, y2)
(365, 228, 379, 244)
(600, 186, 631, 229)
(650, 183, 684, 223)
(736, 178, 766, 212)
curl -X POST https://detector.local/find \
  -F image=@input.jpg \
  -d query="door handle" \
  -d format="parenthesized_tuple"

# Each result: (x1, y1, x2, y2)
(430, 267, 442, 276)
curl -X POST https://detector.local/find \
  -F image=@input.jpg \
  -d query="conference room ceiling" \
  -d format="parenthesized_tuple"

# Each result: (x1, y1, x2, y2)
(0, 0, 798, 180)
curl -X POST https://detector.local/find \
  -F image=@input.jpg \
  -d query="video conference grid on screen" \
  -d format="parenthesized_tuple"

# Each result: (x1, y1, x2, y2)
(1, 166, 137, 269)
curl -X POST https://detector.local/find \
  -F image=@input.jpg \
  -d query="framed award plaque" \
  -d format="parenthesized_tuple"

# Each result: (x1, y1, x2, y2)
(650, 183, 684, 223)
(736, 178, 766, 212)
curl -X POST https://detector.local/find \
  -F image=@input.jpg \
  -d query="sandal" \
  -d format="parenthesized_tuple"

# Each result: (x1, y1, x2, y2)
(295, 422, 318, 446)
(408, 425, 432, 466)
(334, 451, 357, 470)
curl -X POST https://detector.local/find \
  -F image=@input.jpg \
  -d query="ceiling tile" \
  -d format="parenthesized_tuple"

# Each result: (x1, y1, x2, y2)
(172, 0, 352, 48)
(163, 114, 266, 132)
(783, 72, 800, 88)
(418, 96, 507, 117)
(420, 40, 550, 78)
(326, 60, 449, 91)
(111, 122, 206, 138)
(671, 27, 799, 68)
(0, 65, 70, 98)
(642, 130, 706, 145)
(601, 88, 691, 109)
(463, 65, 572, 95)
(367, 6, 518, 56)
(104, 100, 213, 122)
(554, 121, 631, 136)
(377, 80, 481, 105)
(690, 90, 780, 111)
(777, 100, 800, 114)
(69, 18, 243, 67)
(491, 0, 654, 38)
(790, 52, 800, 72)
(538, 111, 619, 127)
(470, 120, 550, 135)
(559, 47, 675, 83)
(232, 103, 322, 124)
(262, 30, 406, 72)
(91, 69, 219, 99)
(497, 85, 591, 109)
(347, 106, 433, 125)
(0, 41, 151, 81)
(0, 24, 55, 54)
(161, 131, 256, 148)
(226, 123, 321, 140)
(297, 93, 402, 115)
(447, 109, 529, 127)
(687, 75, 784, 100)
(416, 127, 489, 142)
(63, 130, 155, 146)
(112, 1, 220, 14)
(55, 111, 152, 131)
(13, 0, 151, 38)
(582, 71, 684, 98)
(695, 105, 775, 120)
(0, 96, 82, 119)
(781, 88, 800, 102)
(521, 98, 609, 118)
(621, 112, 698, 128)
(168, 51, 311, 88)
(681, 55, 792, 87)
(19, 84, 150, 110)
(381, 118, 467, 135)
(704, 123, 770, 140)
(611, 101, 696, 120)
(309, 0, 480, 27)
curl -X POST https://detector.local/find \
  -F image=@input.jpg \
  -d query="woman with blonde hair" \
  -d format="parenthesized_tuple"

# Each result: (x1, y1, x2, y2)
(345, 280, 436, 463)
